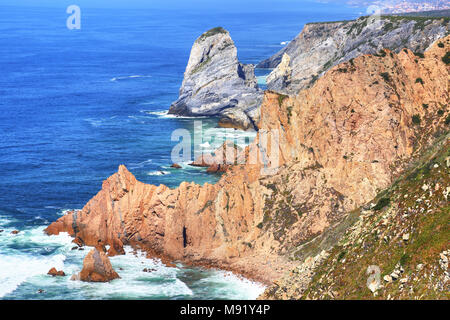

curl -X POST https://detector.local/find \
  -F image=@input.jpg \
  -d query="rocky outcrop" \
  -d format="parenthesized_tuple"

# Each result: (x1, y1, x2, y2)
(47, 268, 65, 277)
(74, 248, 120, 282)
(168, 27, 262, 130)
(261, 135, 449, 299)
(46, 36, 450, 284)
(258, 15, 449, 94)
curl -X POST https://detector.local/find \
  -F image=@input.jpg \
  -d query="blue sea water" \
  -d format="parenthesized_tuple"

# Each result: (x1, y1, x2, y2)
(0, 3, 362, 299)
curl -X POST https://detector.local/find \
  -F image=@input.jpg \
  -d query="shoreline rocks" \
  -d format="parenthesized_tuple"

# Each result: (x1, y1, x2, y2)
(45, 36, 450, 287)
(75, 248, 120, 282)
(47, 268, 65, 277)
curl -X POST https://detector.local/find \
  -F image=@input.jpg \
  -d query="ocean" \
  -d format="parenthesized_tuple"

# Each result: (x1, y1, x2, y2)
(0, 3, 361, 299)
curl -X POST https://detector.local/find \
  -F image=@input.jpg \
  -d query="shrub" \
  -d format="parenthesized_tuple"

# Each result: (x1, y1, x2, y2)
(375, 50, 387, 57)
(373, 197, 390, 211)
(445, 115, 450, 125)
(337, 251, 346, 262)
(442, 51, 450, 65)
(412, 114, 421, 125)
(380, 72, 390, 82)
(422, 103, 428, 109)
(415, 77, 424, 85)
(437, 109, 444, 116)
(414, 52, 424, 58)
(437, 42, 444, 48)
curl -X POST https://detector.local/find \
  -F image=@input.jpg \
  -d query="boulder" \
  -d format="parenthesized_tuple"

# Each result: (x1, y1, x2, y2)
(76, 248, 120, 282)
(47, 268, 65, 277)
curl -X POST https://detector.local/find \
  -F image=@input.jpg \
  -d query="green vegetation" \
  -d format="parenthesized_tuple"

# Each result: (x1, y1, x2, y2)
(422, 103, 429, 109)
(414, 52, 424, 59)
(300, 133, 450, 300)
(277, 94, 288, 106)
(380, 72, 391, 82)
(373, 197, 390, 211)
(415, 77, 424, 85)
(442, 51, 450, 65)
(375, 50, 387, 58)
(392, 9, 450, 18)
(412, 114, 421, 125)
(437, 42, 445, 48)
(190, 57, 211, 75)
(383, 22, 394, 32)
(196, 27, 227, 42)
(445, 115, 450, 125)
(286, 106, 293, 124)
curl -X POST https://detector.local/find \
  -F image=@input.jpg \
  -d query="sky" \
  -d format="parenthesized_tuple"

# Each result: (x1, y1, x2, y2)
(0, 0, 358, 11)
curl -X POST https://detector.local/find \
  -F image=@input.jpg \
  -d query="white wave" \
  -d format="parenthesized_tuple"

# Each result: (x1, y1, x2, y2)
(65, 247, 193, 299)
(280, 41, 290, 45)
(57, 209, 75, 216)
(0, 226, 73, 298)
(257, 75, 268, 85)
(147, 171, 170, 176)
(110, 75, 152, 82)
(201, 127, 257, 152)
(127, 159, 152, 169)
(84, 118, 105, 127)
(199, 270, 266, 300)
(143, 110, 210, 119)
(0, 253, 66, 298)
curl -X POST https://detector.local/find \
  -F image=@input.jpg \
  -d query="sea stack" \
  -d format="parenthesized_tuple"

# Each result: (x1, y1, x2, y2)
(168, 27, 262, 130)
(75, 248, 120, 282)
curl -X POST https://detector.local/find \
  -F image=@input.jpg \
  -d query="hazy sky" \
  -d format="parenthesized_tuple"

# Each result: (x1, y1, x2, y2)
(0, 0, 357, 11)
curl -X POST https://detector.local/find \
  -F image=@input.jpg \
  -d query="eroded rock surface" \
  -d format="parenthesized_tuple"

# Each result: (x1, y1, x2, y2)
(168, 27, 263, 130)
(46, 37, 450, 284)
(75, 248, 120, 282)
(259, 15, 449, 94)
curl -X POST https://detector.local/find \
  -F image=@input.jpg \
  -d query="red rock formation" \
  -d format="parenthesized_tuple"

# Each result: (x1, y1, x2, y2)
(47, 268, 65, 277)
(76, 248, 120, 282)
(191, 141, 244, 174)
(45, 37, 450, 283)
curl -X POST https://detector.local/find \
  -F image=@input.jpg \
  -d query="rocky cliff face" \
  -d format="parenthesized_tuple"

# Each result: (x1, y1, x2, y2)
(168, 27, 263, 130)
(46, 36, 450, 286)
(261, 135, 449, 299)
(258, 15, 449, 94)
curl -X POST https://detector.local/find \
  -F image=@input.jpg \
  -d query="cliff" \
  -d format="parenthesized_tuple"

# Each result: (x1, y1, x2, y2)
(45, 36, 450, 288)
(258, 15, 449, 94)
(168, 27, 263, 130)
(261, 134, 449, 299)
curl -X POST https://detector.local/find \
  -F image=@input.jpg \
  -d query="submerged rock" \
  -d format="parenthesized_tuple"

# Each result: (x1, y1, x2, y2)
(169, 27, 262, 130)
(76, 248, 120, 282)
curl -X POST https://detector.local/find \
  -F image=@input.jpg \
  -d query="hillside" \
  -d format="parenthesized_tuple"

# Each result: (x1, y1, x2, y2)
(257, 15, 449, 94)
(261, 134, 449, 299)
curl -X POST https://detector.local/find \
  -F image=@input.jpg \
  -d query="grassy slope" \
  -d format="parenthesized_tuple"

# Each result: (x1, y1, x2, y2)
(302, 133, 449, 300)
